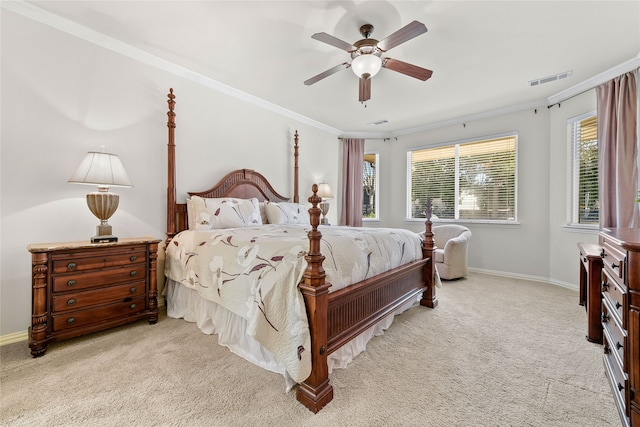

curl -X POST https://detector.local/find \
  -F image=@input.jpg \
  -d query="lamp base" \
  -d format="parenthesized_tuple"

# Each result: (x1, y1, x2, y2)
(91, 222, 117, 243)
(92, 235, 118, 244)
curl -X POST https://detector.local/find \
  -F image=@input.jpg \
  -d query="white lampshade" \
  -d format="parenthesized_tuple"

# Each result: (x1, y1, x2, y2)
(351, 54, 382, 79)
(68, 151, 133, 188)
(317, 182, 334, 199)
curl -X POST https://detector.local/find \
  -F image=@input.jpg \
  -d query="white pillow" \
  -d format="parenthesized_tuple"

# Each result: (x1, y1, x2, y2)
(190, 196, 262, 230)
(264, 201, 310, 225)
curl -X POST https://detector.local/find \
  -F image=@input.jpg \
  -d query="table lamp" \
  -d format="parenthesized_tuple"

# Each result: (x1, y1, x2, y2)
(316, 182, 334, 225)
(68, 149, 133, 243)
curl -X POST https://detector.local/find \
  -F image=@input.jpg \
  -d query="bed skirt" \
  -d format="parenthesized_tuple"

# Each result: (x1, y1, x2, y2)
(164, 278, 418, 391)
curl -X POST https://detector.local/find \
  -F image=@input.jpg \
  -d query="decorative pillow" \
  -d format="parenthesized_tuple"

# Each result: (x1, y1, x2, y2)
(190, 196, 262, 230)
(264, 201, 310, 225)
(259, 202, 269, 224)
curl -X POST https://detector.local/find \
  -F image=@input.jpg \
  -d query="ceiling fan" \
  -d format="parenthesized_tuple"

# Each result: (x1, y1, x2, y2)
(304, 21, 433, 103)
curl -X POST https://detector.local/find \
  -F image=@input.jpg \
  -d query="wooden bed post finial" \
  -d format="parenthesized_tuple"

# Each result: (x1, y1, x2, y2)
(420, 197, 438, 308)
(297, 183, 333, 413)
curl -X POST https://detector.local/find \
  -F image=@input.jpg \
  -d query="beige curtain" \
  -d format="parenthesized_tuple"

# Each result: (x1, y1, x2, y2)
(339, 138, 364, 227)
(597, 70, 640, 229)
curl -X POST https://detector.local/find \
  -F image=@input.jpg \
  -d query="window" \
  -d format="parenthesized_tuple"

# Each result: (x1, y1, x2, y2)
(363, 152, 379, 220)
(408, 133, 517, 222)
(570, 113, 598, 225)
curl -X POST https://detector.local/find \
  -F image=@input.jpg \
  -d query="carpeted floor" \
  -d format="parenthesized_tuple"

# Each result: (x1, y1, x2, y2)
(0, 273, 621, 426)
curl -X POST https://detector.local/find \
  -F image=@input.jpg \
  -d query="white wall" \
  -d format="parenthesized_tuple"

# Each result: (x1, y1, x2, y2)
(548, 91, 599, 286)
(365, 107, 552, 280)
(0, 11, 339, 336)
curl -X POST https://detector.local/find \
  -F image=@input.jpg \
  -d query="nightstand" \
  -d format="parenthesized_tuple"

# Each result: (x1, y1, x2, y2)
(27, 237, 162, 357)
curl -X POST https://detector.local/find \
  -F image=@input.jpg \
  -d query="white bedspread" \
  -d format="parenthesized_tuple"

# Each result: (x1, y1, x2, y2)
(164, 224, 423, 383)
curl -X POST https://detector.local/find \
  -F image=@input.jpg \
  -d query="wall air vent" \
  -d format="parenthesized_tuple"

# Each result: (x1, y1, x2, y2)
(529, 70, 572, 87)
(368, 119, 389, 126)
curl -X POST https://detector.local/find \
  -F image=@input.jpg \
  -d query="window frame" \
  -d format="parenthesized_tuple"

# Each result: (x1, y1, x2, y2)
(406, 132, 519, 224)
(567, 111, 599, 230)
(363, 151, 379, 221)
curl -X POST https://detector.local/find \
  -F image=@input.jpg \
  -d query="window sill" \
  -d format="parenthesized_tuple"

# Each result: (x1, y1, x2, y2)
(562, 224, 599, 234)
(404, 218, 520, 226)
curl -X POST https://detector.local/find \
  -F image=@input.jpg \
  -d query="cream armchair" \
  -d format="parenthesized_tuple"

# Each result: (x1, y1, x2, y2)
(432, 224, 472, 280)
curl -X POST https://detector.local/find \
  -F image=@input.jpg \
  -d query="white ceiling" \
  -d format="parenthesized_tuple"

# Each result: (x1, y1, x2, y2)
(18, 1, 640, 136)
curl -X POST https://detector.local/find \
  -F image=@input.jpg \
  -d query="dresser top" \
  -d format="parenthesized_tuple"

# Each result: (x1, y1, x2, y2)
(600, 227, 640, 251)
(28, 236, 162, 253)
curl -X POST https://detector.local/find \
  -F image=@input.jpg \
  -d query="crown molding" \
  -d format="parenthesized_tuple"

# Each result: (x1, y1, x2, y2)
(547, 52, 640, 105)
(2, 1, 342, 136)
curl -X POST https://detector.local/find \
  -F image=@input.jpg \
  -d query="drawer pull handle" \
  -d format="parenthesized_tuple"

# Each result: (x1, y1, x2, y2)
(617, 382, 624, 392)
(67, 318, 76, 325)
(130, 256, 137, 262)
(130, 287, 137, 293)
(601, 313, 609, 323)
(601, 249, 606, 258)
(611, 262, 619, 270)
(604, 345, 611, 354)
(67, 298, 76, 306)
(67, 280, 76, 287)
(130, 304, 137, 310)
(601, 280, 609, 291)
(130, 270, 137, 277)
(67, 262, 76, 270)
(615, 302, 621, 310)
(616, 341, 623, 350)
(582, 257, 587, 263)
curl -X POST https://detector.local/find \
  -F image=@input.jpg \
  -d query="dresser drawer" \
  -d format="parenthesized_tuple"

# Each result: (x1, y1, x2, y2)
(52, 281, 146, 313)
(602, 241, 626, 282)
(52, 247, 147, 274)
(602, 302, 627, 369)
(604, 333, 629, 416)
(52, 296, 146, 332)
(602, 269, 627, 327)
(52, 264, 146, 292)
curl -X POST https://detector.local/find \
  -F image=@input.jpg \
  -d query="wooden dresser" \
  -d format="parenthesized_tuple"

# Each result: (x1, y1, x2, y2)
(600, 228, 640, 426)
(28, 237, 162, 357)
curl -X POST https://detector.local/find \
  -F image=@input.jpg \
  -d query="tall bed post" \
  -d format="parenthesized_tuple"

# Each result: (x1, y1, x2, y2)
(293, 131, 299, 204)
(296, 185, 333, 413)
(420, 199, 438, 308)
(166, 88, 177, 247)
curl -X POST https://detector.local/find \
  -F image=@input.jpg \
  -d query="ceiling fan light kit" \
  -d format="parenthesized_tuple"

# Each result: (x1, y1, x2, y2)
(305, 21, 433, 103)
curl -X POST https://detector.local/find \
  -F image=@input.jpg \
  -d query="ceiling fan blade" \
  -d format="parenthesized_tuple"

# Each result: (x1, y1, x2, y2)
(377, 20, 427, 52)
(304, 62, 350, 85)
(359, 77, 371, 102)
(311, 32, 357, 52)
(382, 58, 433, 81)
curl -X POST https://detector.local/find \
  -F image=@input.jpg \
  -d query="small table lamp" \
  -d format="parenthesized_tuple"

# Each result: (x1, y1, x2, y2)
(68, 150, 133, 243)
(316, 182, 334, 225)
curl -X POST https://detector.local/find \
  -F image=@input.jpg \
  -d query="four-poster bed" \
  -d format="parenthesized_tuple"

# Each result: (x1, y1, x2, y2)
(163, 88, 437, 413)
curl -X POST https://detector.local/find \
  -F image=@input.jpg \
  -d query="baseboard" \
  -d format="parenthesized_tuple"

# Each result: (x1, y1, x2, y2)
(467, 268, 578, 291)
(0, 299, 167, 347)
(0, 331, 29, 346)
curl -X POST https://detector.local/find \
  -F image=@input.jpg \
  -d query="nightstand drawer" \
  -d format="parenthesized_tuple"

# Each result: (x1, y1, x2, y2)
(52, 264, 146, 292)
(52, 281, 146, 312)
(52, 296, 146, 332)
(52, 248, 147, 274)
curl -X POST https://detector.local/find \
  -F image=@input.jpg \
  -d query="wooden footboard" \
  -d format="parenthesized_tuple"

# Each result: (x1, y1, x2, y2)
(297, 186, 436, 413)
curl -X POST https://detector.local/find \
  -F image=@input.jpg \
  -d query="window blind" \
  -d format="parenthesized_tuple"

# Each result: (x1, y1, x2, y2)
(571, 115, 598, 224)
(409, 134, 517, 221)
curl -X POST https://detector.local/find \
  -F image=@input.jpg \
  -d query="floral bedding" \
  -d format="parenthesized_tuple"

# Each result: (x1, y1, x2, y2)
(164, 224, 423, 383)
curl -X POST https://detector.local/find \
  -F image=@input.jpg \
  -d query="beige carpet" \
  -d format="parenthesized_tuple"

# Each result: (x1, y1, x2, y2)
(0, 273, 620, 426)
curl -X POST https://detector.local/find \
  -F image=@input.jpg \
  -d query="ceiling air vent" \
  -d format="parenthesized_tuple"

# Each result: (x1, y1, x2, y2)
(368, 119, 389, 126)
(529, 70, 572, 87)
